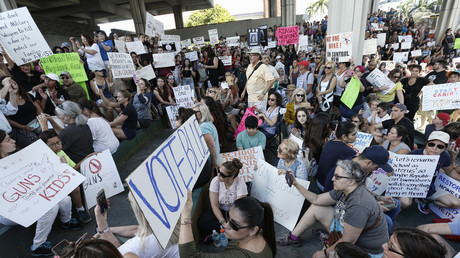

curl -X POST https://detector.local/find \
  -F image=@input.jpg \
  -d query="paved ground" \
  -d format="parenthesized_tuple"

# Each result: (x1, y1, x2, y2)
(22, 128, 460, 257)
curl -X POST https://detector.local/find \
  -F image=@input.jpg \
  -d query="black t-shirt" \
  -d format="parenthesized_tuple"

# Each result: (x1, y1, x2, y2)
(8, 94, 37, 125)
(425, 70, 448, 84)
(34, 87, 70, 115)
(59, 123, 94, 163)
(121, 102, 138, 130)
(382, 117, 414, 148)
(10, 64, 41, 92)
(400, 77, 430, 100)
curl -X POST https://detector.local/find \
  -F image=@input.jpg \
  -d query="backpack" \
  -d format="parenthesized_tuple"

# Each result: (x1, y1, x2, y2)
(217, 58, 225, 77)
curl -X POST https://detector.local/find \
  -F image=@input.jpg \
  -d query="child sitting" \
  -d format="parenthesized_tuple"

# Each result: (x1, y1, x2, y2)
(236, 115, 266, 150)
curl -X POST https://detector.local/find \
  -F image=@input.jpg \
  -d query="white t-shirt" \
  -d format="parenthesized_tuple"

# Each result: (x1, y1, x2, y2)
(368, 113, 391, 134)
(296, 72, 314, 99)
(87, 117, 120, 153)
(209, 176, 248, 211)
(118, 234, 179, 258)
(78, 43, 105, 71)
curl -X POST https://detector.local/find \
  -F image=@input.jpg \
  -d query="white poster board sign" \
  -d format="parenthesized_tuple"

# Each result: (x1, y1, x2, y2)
(380, 61, 395, 71)
(193, 36, 205, 46)
(114, 40, 127, 53)
(173, 85, 194, 108)
(411, 49, 422, 57)
(165, 105, 179, 129)
(152, 52, 175, 68)
(220, 146, 265, 183)
(218, 55, 232, 66)
(391, 43, 400, 50)
(135, 65, 156, 81)
(160, 35, 181, 52)
(370, 23, 383, 31)
(107, 53, 136, 79)
(347, 132, 373, 153)
(430, 173, 460, 220)
(185, 51, 198, 62)
(181, 39, 192, 48)
(80, 150, 123, 209)
(145, 11, 164, 38)
(299, 35, 309, 52)
(363, 39, 377, 55)
(422, 82, 460, 111)
(326, 32, 353, 63)
(385, 154, 439, 198)
(0, 7, 53, 65)
(0, 140, 85, 227)
(126, 41, 147, 55)
(251, 159, 310, 231)
(398, 35, 413, 43)
(226, 36, 240, 47)
(126, 116, 209, 248)
(208, 29, 219, 45)
(366, 169, 390, 195)
(289, 134, 304, 159)
(401, 42, 411, 50)
(393, 52, 409, 63)
(376, 33, 386, 47)
(366, 68, 396, 95)
(267, 41, 277, 49)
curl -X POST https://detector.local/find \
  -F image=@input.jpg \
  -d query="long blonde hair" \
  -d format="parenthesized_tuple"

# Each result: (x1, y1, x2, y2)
(291, 88, 307, 105)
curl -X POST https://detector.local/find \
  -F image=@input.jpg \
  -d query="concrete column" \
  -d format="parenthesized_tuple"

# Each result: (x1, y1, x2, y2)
(281, 0, 295, 27)
(129, 0, 146, 34)
(328, 0, 370, 65)
(173, 5, 184, 29)
(264, 0, 278, 18)
(435, 0, 460, 44)
(0, 0, 17, 12)
(368, 0, 379, 15)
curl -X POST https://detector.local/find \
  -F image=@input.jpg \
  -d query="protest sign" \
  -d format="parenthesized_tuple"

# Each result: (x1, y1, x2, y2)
(258, 25, 268, 46)
(251, 159, 310, 231)
(366, 169, 390, 195)
(160, 35, 181, 52)
(181, 39, 192, 48)
(184, 51, 198, 62)
(422, 82, 460, 111)
(80, 150, 123, 208)
(165, 105, 179, 129)
(234, 107, 262, 139)
(289, 134, 304, 159)
(398, 35, 413, 43)
(326, 32, 353, 62)
(455, 38, 460, 50)
(114, 40, 127, 53)
(376, 33, 386, 47)
(429, 173, 460, 220)
(208, 29, 219, 45)
(299, 35, 309, 52)
(276, 26, 299, 45)
(393, 52, 409, 63)
(453, 57, 460, 66)
(152, 53, 175, 68)
(380, 61, 395, 71)
(193, 36, 205, 47)
(267, 41, 277, 49)
(340, 77, 360, 109)
(411, 49, 422, 57)
(0, 140, 85, 227)
(0, 7, 53, 65)
(127, 116, 209, 248)
(145, 11, 164, 38)
(126, 41, 147, 55)
(391, 43, 400, 50)
(226, 36, 240, 47)
(401, 42, 411, 50)
(218, 55, 232, 66)
(370, 23, 383, 31)
(40, 53, 88, 83)
(385, 154, 439, 198)
(220, 147, 265, 183)
(248, 28, 260, 47)
(173, 85, 194, 108)
(363, 39, 377, 55)
(366, 68, 396, 95)
(347, 132, 373, 153)
(107, 53, 135, 79)
(135, 65, 156, 81)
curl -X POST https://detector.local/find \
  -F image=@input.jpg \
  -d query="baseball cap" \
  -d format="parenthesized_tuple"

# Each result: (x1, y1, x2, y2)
(276, 56, 281, 60)
(221, 82, 229, 90)
(362, 146, 393, 172)
(355, 65, 366, 73)
(436, 112, 450, 126)
(45, 73, 59, 82)
(390, 103, 408, 112)
(427, 131, 450, 144)
(60, 71, 72, 77)
(447, 70, 460, 77)
(298, 60, 310, 67)
(61, 42, 71, 48)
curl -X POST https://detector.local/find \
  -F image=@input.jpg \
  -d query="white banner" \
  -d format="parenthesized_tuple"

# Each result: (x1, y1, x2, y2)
(251, 159, 310, 231)
(422, 82, 460, 111)
(208, 29, 219, 45)
(114, 40, 127, 53)
(326, 32, 353, 63)
(152, 52, 175, 68)
(376, 33, 386, 47)
(193, 36, 205, 46)
(363, 39, 377, 55)
(135, 65, 156, 81)
(267, 41, 277, 49)
(220, 147, 265, 183)
(165, 105, 179, 129)
(127, 116, 209, 248)
(393, 52, 409, 63)
(173, 84, 194, 108)
(145, 12, 164, 38)
(226, 36, 240, 47)
(366, 68, 396, 96)
(0, 7, 53, 65)
(299, 35, 309, 52)
(0, 140, 85, 227)
(181, 39, 192, 48)
(218, 55, 232, 66)
(184, 51, 198, 62)
(80, 150, 123, 209)
(108, 53, 136, 79)
(411, 49, 422, 57)
(430, 173, 460, 220)
(126, 41, 147, 55)
(347, 132, 373, 153)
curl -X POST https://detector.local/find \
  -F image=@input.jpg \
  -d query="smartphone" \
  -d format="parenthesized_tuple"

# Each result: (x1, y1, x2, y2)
(29, 122, 39, 129)
(285, 172, 293, 187)
(383, 202, 397, 209)
(96, 189, 108, 214)
(133, 73, 137, 82)
(52, 239, 70, 256)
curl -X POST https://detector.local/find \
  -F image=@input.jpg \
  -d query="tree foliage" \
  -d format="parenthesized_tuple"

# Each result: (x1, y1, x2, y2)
(305, 0, 329, 17)
(185, 4, 235, 27)
(398, 0, 442, 17)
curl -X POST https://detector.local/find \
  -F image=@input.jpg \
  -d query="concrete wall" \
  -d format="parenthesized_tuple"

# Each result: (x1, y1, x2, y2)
(164, 15, 305, 40)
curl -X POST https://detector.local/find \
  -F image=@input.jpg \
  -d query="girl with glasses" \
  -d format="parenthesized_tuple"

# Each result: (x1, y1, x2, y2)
(382, 228, 447, 258)
(258, 92, 282, 138)
(285, 88, 308, 128)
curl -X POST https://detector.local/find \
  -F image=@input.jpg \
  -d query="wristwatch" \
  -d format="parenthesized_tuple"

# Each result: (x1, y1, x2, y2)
(97, 227, 110, 234)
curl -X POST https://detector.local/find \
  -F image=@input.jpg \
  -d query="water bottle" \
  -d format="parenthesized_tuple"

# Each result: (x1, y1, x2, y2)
(212, 229, 221, 247)
(220, 227, 228, 247)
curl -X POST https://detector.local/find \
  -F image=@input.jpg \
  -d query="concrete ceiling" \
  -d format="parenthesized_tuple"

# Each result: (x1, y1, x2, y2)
(16, 0, 213, 23)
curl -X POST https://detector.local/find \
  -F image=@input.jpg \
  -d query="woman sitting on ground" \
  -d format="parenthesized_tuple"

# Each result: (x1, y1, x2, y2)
(152, 77, 176, 112)
(133, 78, 154, 128)
(99, 90, 138, 140)
(275, 139, 308, 181)
(290, 106, 313, 140)
(381, 125, 411, 154)
(89, 67, 115, 121)
(258, 92, 282, 138)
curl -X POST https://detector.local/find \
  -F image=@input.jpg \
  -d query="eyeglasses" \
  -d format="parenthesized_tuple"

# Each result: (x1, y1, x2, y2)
(427, 142, 446, 150)
(60, 76, 70, 79)
(47, 141, 62, 148)
(268, 98, 276, 101)
(333, 174, 354, 180)
(225, 213, 253, 231)
(325, 66, 332, 69)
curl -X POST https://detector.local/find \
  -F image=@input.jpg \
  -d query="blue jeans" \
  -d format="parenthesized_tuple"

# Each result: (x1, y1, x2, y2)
(384, 199, 401, 235)
(182, 77, 194, 88)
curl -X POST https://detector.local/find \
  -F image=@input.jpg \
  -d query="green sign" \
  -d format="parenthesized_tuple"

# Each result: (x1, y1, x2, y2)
(40, 53, 88, 83)
(454, 38, 460, 50)
(340, 77, 361, 109)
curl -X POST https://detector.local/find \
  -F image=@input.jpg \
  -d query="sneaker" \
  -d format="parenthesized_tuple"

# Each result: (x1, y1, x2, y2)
(62, 218, 82, 231)
(415, 198, 431, 214)
(77, 209, 92, 224)
(30, 241, 53, 257)
(277, 233, 302, 247)
(312, 228, 329, 246)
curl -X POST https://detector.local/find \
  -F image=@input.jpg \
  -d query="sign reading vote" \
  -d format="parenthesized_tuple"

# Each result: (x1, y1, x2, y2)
(40, 53, 88, 83)
(430, 173, 460, 220)
(251, 159, 310, 231)
(220, 146, 265, 183)
(107, 53, 135, 79)
(0, 140, 85, 227)
(276, 26, 299, 45)
(80, 150, 123, 209)
(127, 116, 209, 248)
(0, 7, 53, 65)
(326, 32, 353, 63)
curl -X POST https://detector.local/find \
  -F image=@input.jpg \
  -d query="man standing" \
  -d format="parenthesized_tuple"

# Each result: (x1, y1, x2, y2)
(242, 49, 275, 113)
(296, 60, 314, 100)
(372, 103, 415, 148)
(60, 71, 87, 103)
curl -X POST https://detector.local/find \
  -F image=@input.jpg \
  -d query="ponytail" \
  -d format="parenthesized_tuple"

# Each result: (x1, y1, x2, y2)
(260, 202, 276, 257)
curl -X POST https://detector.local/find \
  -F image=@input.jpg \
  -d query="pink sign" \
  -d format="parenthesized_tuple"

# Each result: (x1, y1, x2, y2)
(276, 26, 299, 45)
(234, 107, 262, 139)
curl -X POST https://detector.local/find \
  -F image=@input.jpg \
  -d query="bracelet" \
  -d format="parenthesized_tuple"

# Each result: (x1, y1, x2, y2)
(97, 227, 110, 234)
(181, 220, 192, 225)
(219, 218, 226, 224)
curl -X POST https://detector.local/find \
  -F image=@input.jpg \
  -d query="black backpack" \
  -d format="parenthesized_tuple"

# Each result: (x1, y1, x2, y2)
(217, 58, 225, 77)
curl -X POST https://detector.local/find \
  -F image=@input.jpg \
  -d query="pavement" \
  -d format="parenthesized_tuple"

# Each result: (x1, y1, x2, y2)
(21, 128, 460, 257)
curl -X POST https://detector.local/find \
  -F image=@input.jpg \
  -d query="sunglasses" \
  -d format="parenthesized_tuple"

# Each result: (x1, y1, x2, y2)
(296, 94, 304, 97)
(268, 98, 276, 101)
(168, 77, 174, 80)
(225, 213, 253, 231)
(217, 168, 232, 178)
(427, 142, 446, 150)
(60, 76, 70, 79)
(325, 66, 332, 69)
(207, 90, 216, 94)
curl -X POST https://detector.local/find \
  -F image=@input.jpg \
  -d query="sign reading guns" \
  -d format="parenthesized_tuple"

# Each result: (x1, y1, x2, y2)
(126, 116, 209, 248)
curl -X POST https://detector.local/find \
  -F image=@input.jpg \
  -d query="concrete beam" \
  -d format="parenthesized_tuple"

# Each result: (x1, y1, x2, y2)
(173, 4, 183, 29)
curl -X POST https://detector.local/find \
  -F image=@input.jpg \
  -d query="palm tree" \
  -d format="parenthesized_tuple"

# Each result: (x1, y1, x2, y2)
(305, 0, 329, 18)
